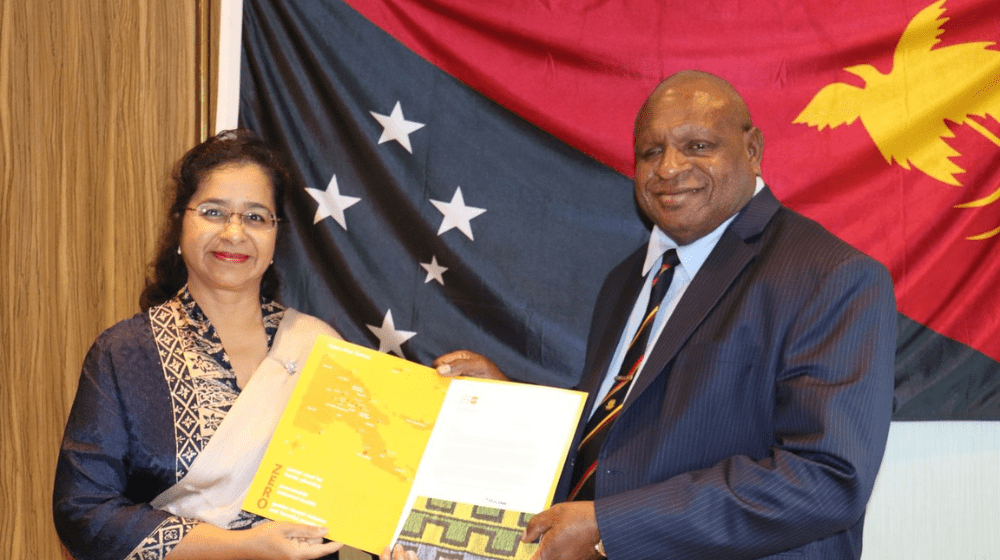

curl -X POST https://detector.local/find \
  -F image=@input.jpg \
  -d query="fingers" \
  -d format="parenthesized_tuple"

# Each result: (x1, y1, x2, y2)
(432, 350, 480, 372)
(280, 523, 329, 539)
(247, 522, 344, 559)
(381, 543, 418, 560)
(522, 507, 555, 543)
(275, 523, 345, 557)
(434, 362, 459, 377)
(285, 532, 342, 559)
(433, 351, 509, 381)
(306, 540, 344, 557)
(521, 503, 600, 560)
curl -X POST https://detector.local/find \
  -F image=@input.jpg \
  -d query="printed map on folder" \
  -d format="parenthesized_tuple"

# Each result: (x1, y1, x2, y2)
(243, 335, 586, 558)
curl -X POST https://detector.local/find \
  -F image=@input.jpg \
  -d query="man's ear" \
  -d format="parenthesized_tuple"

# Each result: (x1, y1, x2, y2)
(745, 126, 764, 175)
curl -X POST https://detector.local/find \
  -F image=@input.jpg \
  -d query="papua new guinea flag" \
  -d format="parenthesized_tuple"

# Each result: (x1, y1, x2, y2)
(238, 0, 1000, 419)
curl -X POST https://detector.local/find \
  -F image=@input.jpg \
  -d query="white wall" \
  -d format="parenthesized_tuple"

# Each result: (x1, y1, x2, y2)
(863, 421, 1000, 559)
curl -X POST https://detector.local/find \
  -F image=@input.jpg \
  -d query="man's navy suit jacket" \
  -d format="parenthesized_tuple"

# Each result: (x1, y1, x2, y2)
(557, 187, 897, 559)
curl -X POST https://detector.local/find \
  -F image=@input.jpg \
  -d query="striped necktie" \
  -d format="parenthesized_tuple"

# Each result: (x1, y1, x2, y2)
(568, 249, 680, 501)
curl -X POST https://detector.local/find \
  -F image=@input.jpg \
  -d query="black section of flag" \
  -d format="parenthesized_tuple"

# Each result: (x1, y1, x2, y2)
(894, 314, 1000, 420)
(238, 0, 648, 387)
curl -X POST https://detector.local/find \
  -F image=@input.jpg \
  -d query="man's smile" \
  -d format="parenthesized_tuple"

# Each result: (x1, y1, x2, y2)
(652, 187, 704, 205)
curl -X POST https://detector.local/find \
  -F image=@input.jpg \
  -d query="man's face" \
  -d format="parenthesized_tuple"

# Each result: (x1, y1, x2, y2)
(633, 80, 762, 246)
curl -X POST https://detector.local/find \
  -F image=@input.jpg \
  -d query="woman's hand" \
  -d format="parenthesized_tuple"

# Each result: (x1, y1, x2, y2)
(433, 351, 510, 381)
(165, 521, 343, 560)
(244, 522, 344, 560)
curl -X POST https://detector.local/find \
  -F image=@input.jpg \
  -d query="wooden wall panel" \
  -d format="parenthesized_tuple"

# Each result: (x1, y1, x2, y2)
(0, 1, 211, 557)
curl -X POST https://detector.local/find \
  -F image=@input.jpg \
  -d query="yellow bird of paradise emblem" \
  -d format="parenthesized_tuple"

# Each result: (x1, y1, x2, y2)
(795, 0, 1000, 239)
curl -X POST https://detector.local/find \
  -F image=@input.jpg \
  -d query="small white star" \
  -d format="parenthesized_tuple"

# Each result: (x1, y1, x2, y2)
(367, 309, 417, 357)
(306, 175, 361, 230)
(420, 256, 448, 285)
(430, 187, 487, 240)
(370, 101, 425, 153)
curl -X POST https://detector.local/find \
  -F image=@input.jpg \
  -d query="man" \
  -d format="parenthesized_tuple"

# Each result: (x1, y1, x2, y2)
(431, 70, 897, 560)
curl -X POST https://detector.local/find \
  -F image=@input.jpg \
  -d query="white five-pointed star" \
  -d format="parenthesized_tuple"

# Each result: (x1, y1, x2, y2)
(306, 175, 361, 230)
(430, 187, 487, 240)
(421, 256, 448, 285)
(370, 101, 425, 154)
(367, 309, 417, 357)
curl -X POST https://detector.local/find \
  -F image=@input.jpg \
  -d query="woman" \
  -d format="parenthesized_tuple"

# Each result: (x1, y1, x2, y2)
(54, 130, 344, 560)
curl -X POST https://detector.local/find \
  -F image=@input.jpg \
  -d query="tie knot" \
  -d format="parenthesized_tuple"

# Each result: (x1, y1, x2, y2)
(662, 248, 680, 267)
(651, 249, 679, 288)
(655, 249, 679, 277)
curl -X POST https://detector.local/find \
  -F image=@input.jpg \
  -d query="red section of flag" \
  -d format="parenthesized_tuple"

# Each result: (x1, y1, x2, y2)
(345, 0, 1000, 363)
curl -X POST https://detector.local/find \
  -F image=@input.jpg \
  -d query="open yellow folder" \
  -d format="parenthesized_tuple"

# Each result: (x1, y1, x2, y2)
(243, 335, 585, 556)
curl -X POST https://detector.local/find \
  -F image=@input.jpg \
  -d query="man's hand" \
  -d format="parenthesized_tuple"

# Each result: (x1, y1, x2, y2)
(523, 502, 602, 560)
(432, 351, 510, 381)
(380, 543, 418, 560)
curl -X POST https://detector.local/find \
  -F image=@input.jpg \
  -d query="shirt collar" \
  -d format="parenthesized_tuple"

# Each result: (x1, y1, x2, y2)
(642, 176, 765, 277)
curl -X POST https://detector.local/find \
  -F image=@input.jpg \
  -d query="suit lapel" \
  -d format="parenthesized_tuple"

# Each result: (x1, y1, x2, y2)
(622, 187, 782, 409)
(579, 250, 648, 399)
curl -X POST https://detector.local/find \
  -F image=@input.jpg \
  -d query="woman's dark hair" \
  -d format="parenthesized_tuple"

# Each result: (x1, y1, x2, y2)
(139, 129, 293, 310)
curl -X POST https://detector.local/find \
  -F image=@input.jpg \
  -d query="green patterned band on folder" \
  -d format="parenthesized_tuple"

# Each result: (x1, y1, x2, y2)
(396, 497, 538, 560)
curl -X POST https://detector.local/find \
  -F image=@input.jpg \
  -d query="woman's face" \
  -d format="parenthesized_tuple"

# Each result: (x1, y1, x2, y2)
(180, 163, 278, 301)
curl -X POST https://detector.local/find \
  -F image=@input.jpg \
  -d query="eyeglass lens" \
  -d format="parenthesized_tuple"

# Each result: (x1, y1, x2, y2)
(194, 204, 276, 229)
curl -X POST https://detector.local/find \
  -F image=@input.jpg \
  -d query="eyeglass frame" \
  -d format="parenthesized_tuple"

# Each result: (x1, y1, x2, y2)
(184, 203, 282, 230)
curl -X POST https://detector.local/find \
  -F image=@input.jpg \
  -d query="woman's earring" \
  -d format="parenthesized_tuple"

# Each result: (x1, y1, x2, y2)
(177, 247, 182, 255)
